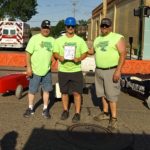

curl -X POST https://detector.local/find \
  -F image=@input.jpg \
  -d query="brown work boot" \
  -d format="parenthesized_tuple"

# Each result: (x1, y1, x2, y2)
(107, 117, 119, 132)
(93, 112, 110, 122)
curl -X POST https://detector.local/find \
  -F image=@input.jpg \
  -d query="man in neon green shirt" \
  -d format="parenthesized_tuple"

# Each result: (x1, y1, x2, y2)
(23, 20, 55, 119)
(88, 18, 126, 131)
(54, 17, 88, 123)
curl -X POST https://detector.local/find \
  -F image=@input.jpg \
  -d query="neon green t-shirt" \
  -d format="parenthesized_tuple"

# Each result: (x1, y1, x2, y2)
(26, 33, 55, 76)
(53, 34, 88, 72)
(94, 32, 123, 68)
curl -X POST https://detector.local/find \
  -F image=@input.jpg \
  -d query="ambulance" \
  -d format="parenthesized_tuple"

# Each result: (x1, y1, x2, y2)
(0, 20, 31, 50)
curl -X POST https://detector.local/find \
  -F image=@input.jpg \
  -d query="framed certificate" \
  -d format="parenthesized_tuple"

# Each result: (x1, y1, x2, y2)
(64, 45, 75, 60)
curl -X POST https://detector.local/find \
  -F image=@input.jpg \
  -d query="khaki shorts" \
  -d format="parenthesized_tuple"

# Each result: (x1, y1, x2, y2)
(95, 68, 120, 102)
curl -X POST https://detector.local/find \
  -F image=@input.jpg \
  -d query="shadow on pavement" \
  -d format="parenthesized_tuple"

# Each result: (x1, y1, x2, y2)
(1, 127, 150, 150)
(1, 88, 28, 99)
(21, 125, 136, 150)
(89, 83, 103, 110)
(0, 131, 18, 150)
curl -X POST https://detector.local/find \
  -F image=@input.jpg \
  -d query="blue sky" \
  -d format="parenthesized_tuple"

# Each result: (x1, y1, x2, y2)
(27, 0, 102, 27)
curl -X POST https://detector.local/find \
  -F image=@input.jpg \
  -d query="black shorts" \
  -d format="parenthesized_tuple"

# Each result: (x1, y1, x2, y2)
(58, 71, 83, 94)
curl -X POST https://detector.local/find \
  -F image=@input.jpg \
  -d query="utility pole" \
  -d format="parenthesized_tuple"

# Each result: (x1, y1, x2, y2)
(72, 1, 77, 18)
(103, 0, 107, 18)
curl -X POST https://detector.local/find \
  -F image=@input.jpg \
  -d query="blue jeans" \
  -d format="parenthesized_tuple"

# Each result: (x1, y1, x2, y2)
(29, 72, 53, 94)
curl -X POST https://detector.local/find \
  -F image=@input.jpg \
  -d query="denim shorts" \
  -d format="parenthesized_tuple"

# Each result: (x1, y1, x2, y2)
(29, 71, 53, 94)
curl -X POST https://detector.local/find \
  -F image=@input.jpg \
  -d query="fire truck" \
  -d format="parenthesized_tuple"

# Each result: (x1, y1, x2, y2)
(0, 20, 31, 50)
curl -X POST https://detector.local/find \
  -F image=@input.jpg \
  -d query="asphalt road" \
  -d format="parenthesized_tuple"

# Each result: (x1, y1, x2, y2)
(0, 68, 150, 150)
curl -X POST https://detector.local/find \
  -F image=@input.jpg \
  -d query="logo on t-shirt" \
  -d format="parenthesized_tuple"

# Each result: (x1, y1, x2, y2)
(63, 42, 77, 48)
(40, 41, 52, 51)
(96, 41, 109, 52)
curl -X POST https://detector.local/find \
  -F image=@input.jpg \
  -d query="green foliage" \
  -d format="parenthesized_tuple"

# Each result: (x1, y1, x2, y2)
(0, 0, 38, 22)
(31, 27, 40, 31)
(78, 20, 88, 26)
(51, 20, 65, 38)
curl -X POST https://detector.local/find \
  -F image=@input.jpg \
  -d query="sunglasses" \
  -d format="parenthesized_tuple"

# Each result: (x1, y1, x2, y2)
(66, 25, 75, 28)
(100, 24, 110, 28)
(42, 27, 50, 29)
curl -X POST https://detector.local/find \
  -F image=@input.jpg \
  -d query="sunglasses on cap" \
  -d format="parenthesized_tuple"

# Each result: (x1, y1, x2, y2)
(66, 25, 75, 28)
(100, 24, 110, 28)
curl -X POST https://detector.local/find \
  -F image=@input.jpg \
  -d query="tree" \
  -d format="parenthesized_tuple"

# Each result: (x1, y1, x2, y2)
(51, 20, 65, 37)
(78, 20, 87, 26)
(0, 0, 38, 22)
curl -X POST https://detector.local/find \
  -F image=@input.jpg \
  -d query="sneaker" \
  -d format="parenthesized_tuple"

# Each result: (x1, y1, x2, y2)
(23, 108, 34, 118)
(72, 113, 80, 123)
(107, 117, 118, 132)
(42, 109, 51, 119)
(93, 112, 110, 122)
(60, 110, 69, 120)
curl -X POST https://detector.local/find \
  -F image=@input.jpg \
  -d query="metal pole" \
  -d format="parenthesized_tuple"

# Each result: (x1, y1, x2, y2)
(129, 37, 133, 60)
(138, 0, 144, 60)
